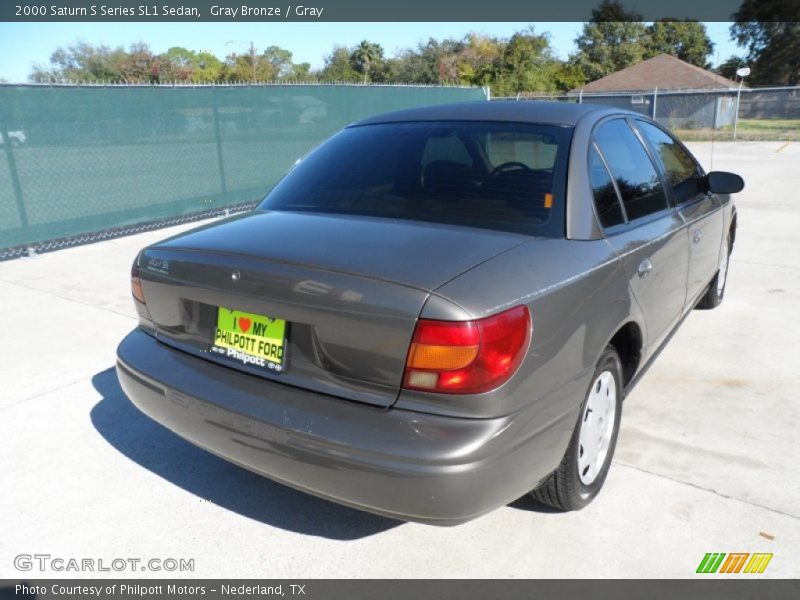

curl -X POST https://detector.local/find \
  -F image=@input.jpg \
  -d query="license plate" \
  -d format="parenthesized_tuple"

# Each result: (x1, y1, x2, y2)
(211, 307, 287, 373)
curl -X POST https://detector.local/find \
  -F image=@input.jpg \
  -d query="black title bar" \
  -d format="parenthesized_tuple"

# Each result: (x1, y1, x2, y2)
(1, 0, 764, 23)
(2, 580, 800, 600)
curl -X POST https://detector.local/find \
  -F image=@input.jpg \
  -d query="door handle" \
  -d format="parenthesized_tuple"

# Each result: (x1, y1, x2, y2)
(637, 258, 653, 279)
(693, 229, 702, 244)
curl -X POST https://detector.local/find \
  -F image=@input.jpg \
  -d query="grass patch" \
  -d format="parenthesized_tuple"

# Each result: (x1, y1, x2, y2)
(673, 118, 800, 142)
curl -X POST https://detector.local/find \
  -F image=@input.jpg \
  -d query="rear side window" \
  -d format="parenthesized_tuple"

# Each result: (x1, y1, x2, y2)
(636, 120, 703, 204)
(589, 146, 625, 228)
(593, 119, 669, 221)
(259, 121, 573, 237)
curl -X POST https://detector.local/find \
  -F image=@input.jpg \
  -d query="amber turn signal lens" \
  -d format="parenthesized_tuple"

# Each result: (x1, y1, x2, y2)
(131, 264, 146, 304)
(403, 305, 531, 395)
(407, 343, 479, 370)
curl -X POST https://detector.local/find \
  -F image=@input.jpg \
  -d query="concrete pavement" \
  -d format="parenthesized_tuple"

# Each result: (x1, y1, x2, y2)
(1, 142, 798, 578)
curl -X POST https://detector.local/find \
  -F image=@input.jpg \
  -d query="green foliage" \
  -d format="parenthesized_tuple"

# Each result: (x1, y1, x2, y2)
(263, 46, 294, 78)
(731, 0, 800, 85)
(553, 62, 588, 92)
(35, 14, 791, 93)
(571, 2, 716, 85)
(645, 20, 714, 67)
(288, 62, 314, 82)
(491, 28, 561, 96)
(715, 55, 748, 81)
(26, 31, 579, 93)
(31, 41, 128, 82)
(350, 41, 384, 83)
(30, 41, 302, 84)
(319, 45, 361, 82)
(572, 1, 649, 82)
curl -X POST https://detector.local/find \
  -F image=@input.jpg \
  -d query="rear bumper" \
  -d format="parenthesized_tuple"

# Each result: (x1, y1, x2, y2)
(116, 328, 573, 524)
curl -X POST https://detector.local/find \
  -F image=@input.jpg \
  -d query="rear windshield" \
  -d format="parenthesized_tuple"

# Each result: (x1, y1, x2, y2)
(258, 121, 572, 236)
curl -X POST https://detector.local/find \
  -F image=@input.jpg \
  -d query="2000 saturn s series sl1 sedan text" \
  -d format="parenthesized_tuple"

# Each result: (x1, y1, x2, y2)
(116, 101, 744, 524)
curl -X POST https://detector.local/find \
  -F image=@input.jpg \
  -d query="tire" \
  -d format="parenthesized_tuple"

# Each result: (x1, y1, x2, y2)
(531, 345, 623, 511)
(697, 232, 732, 310)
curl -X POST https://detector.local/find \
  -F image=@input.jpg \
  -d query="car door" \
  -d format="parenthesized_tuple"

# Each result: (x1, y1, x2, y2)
(633, 119, 724, 308)
(591, 118, 689, 356)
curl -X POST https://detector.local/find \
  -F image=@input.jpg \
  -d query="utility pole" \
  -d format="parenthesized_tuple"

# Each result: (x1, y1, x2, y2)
(250, 41, 257, 84)
(733, 67, 750, 141)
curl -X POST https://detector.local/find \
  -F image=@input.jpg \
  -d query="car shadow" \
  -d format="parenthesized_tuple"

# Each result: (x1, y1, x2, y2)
(89, 367, 402, 540)
(507, 495, 565, 514)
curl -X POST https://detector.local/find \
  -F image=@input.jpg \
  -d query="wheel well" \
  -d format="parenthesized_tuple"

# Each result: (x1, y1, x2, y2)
(608, 322, 643, 388)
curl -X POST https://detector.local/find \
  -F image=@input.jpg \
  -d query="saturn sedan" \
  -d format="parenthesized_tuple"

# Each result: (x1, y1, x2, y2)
(117, 101, 743, 524)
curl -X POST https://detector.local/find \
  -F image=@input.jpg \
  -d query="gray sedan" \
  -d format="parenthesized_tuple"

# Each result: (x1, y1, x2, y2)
(117, 101, 743, 524)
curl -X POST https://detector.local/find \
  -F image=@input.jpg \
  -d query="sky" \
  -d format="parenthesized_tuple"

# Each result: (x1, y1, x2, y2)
(0, 21, 740, 83)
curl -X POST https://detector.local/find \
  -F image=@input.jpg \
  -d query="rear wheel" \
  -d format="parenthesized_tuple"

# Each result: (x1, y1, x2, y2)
(697, 232, 732, 309)
(531, 346, 623, 511)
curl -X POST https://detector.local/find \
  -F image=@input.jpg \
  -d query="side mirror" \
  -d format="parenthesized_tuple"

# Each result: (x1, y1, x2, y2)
(706, 171, 744, 194)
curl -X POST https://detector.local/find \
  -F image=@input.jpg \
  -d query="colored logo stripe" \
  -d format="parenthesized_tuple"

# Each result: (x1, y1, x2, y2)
(744, 553, 773, 574)
(697, 553, 726, 573)
(697, 552, 773, 574)
(719, 553, 749, 573)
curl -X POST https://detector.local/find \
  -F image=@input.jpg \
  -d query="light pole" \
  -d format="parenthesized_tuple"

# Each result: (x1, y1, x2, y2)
(733, 67, 750, 141)
(226, 40, 257, 83)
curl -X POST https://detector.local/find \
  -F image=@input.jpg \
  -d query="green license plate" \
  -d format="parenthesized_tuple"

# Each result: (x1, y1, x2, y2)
(211, 307, 287, 372)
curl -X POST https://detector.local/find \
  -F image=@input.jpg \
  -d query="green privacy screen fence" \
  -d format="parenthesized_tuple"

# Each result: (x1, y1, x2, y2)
(0, 83, 486, 255)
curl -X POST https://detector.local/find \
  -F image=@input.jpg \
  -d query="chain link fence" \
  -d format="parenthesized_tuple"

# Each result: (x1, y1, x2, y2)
(0, 82, 486, 259)
(495, 86, 800, 142)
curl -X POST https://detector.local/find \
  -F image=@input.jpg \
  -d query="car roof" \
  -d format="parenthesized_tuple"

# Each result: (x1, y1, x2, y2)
(350, 100, 630, 128)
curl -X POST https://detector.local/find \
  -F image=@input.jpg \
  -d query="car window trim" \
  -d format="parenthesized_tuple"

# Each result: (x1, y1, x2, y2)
(629, 117, 707, 208)
(600, 205, 679, 238)
(590, 116, 674, 232)
(588, 141, 629, 226)
(622, 116, 678, 210)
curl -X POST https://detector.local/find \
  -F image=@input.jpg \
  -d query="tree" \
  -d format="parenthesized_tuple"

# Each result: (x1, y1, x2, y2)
(715, 55, 748, 81)
(382, 39, 449, 84)
(263, 46, 294, 79)
(191, 51, 224, 82)
(572, 0, 648, 82)
(30, 41, 126, 82)
(397, 38, 466, 84)
(319, 45, 360, 82)
(731, 0, 800, 85)
(553, 62, 587, 92)
(287, 62, 314, 81)
(645, 20, 714, 67)
(117, 42, 164, 83)
(492, 28, 560, 96)
(161, 47, 225, 82)
(221, 45, 292, 82)
(162, 46, 197, 81)
(350, 40, 384, 83)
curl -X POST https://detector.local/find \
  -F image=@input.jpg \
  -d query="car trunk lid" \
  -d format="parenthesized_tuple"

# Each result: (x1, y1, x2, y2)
(138, 210, 526, 406)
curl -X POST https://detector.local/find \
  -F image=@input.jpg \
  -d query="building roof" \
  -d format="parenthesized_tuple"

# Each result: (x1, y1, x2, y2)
(350, 100, 624, 127)
(573, 54, 739, 93)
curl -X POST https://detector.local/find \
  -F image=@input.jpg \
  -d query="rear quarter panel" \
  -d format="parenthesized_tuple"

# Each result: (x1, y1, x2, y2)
(395, 237, 644, 424)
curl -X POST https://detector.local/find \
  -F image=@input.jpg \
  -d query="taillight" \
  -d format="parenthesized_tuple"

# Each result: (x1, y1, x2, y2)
(403, 305, 531, 394)
(131, 263, 146, 304)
